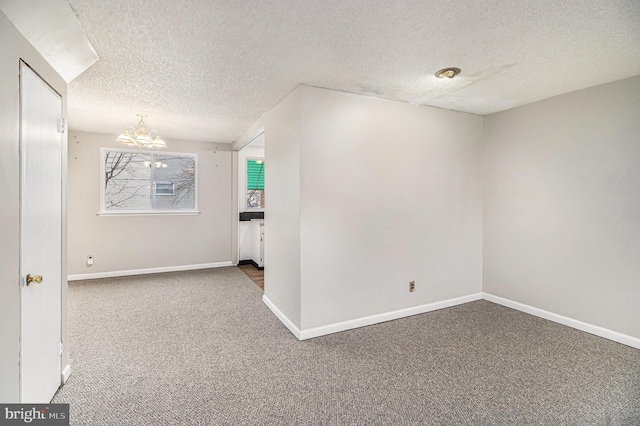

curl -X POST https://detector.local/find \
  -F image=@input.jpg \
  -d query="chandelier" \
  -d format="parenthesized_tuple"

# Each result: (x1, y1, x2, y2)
(117, 114, 167, 148)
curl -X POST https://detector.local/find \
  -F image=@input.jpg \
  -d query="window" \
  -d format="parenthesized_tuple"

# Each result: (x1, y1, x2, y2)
(155, 182, 175, 196)
(100, 148, 197, 214)
(247, 159, 264, 209)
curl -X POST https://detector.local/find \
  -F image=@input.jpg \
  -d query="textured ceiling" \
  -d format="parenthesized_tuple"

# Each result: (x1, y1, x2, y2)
(66, 0, 640, 143)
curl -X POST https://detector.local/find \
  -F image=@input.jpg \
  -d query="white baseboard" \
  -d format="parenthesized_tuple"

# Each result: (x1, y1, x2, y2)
(61, 364, 71, 385)
(264, 291, 640, 348)
(68, 261, 233, 281)
(299, 293, 483, 340)
(263, 293, 483, 341)
(262, 294, 302, 339)
(482, 293, 640, 350)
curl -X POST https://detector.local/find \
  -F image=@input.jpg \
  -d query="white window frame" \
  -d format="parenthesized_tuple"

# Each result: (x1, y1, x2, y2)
(98, 147, 199, 216)
(244, 156, 265, 212)
(154, 182, 175, 196)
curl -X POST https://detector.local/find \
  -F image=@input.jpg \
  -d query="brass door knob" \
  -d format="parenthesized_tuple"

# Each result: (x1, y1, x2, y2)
(26, 274, 43, 285)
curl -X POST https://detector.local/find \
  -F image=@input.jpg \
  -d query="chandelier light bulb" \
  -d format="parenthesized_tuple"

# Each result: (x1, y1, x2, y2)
(117, 114, 166, 149)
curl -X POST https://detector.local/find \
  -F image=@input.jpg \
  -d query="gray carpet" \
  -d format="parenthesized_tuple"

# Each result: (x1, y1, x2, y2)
(53, 267, 640, 425)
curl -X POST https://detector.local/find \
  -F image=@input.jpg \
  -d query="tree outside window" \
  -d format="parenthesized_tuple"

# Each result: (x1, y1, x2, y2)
(102, 149, 197, 212)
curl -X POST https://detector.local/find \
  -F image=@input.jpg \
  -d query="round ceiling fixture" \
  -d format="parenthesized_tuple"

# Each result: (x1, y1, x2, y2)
(435, 67, 461, 79)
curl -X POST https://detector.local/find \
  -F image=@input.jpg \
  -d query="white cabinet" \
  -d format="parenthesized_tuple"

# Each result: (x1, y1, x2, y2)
(238, 221, 252, 261)
(251, 219, 264, 268)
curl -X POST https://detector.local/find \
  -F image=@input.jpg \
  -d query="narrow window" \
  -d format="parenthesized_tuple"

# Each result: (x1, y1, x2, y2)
(246, 159, 264, 209)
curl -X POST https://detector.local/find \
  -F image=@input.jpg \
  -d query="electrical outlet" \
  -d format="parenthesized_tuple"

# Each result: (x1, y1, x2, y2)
(409, 280, 415, 292)
(87, 255, 93, 266)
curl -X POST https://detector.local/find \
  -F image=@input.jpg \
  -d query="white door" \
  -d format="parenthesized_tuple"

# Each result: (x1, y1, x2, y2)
(20, 62, 63, 403)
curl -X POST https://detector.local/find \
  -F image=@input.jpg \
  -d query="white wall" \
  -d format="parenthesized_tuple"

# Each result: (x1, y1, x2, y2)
(483, 75, 640, 339)
(299, 86, 484, 329)
(67, 131, 233, 276)
(257, 85, 483, 333)
(0, 10, 68, 402)
(263, 86, 302, 328)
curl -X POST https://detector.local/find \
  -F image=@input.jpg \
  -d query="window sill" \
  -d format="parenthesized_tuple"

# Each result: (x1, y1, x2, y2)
(97, 210, 201, 217)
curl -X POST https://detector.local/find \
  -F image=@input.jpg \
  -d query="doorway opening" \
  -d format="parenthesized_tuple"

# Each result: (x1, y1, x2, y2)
(237, 131, 265, 291)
